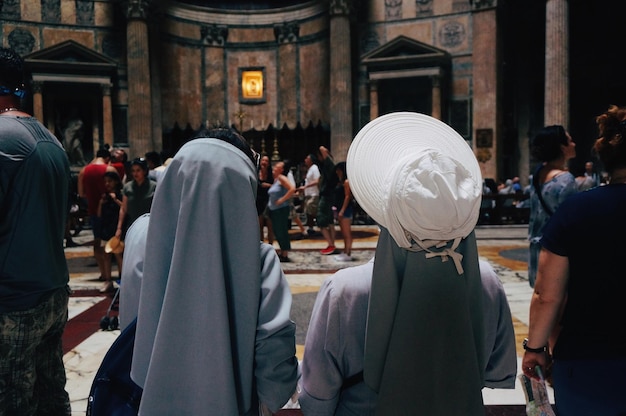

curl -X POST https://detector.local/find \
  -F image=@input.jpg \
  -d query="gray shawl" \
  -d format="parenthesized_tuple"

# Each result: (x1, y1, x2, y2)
(363, 228, 485, 415)
(131, 139, 280, 414)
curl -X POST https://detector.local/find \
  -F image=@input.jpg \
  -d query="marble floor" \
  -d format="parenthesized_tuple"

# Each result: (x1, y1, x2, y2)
(62, 224, 551, 415)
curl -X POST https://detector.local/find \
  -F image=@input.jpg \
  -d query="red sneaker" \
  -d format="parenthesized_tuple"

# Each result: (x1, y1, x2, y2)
(320, 245, 337, 255)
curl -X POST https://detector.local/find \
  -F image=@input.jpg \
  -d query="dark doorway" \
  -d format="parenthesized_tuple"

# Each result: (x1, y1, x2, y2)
(44, 83, 101, 167)
(377, 77, 432, 116)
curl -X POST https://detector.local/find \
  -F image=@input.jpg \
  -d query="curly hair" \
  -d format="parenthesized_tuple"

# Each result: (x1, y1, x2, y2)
(594, 105, 626, 173)
(530, 125, 568, 163)
(0, 47, 25, 89)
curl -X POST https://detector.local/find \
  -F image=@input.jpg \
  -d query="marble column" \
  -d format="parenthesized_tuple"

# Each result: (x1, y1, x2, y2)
(201, 24, 228, 126)
(275, 22, 300, 127)
(369, 80, 378, 120)
(544, 0, 569, 127)
(101, 83, 113, 147)
(32, 81, 43, 122)
(91, 103, 100, 152)
(431, 75, 441, 120)
(472, 5, 498, 181)
(329, 0, 353, 161)
(125, 0, 153, 158)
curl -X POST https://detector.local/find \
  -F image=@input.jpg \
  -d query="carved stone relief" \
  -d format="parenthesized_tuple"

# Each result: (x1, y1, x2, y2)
(8, 28, 35, 55)
(201, 25, 228, 47)
(1, 0, 21, 19)
(439, 21, 466, 48)
(329, 0, 351, 16)
(41, 0, 61, 23)
(385, 0, 402, 20)
(274, 23, 300, 44)
(125, 0, 151, 20)
(416, 0, 433, 16)
(76, 0, 94, 25)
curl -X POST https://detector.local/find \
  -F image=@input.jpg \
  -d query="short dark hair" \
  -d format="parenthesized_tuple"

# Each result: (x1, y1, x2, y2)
(193, 127, 256, 166)
(0, 47, 25, 90)
(145, 151, 162, 167)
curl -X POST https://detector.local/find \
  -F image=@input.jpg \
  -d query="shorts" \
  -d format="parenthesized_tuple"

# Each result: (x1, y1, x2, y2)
(337, 203, 354, 220)
(0, 287, 71, 415)
(304, 195, 319, 217)
(316, 196, 334, 228)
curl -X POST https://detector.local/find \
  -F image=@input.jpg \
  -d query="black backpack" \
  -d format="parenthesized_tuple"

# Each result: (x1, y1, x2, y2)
(86, 318, 143, 416)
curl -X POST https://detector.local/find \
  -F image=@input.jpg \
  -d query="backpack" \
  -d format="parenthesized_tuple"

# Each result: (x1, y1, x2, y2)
(86, 318, 143, 416)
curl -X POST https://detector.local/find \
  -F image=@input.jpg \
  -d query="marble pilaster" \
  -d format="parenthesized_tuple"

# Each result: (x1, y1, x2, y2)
(32, 81, 44, 122)
(544, 0, 569, 127)
(431, 75, 441, 120)
(369, 80, 378, 120)
(275, 23, 300, 126)
(202, 24, 228, 126)
(101, 83, 113, 147)
(472, 7, 498, 181)
(329, 0, 353, 161)
(125, 0, 153, 157)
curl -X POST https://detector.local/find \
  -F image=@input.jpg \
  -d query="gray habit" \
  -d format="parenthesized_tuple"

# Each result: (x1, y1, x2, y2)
(130, 139, 298, 415)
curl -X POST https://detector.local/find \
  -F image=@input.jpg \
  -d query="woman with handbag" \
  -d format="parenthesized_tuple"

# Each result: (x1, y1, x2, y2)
(527, 125, 577, 287)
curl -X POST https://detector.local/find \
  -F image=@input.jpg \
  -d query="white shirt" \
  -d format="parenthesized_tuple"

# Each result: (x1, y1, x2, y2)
(304, 164, 320, 197)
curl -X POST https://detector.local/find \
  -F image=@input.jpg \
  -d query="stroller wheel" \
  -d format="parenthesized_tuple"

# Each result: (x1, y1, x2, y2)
(110, 316, 119, 330)
(100, 316, 111, 330)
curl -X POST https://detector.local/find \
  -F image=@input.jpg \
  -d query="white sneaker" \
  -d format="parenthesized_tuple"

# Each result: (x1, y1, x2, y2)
(335, 253, 352, 262)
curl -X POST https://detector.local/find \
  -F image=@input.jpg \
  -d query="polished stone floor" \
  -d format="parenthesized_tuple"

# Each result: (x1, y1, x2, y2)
(62, 224, 551, 415)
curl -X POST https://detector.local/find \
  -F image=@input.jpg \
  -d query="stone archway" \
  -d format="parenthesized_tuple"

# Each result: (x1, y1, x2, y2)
(361, 35, 451, 122)
(24, 40, 117, 168)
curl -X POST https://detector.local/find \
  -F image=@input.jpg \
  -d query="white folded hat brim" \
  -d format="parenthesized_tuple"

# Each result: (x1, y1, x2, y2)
(347, 112, 482, 244)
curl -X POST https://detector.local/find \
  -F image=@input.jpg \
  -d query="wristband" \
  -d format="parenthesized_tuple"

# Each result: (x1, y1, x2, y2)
(523, 338, 547, 353)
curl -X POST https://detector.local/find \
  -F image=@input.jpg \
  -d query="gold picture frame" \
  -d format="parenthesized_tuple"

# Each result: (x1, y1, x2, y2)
(240, 68, 265, 103)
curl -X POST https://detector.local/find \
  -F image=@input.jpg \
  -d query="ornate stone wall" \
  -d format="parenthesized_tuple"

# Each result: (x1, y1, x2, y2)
(0, 0, 552, 180)
(160, 2, 329, 134)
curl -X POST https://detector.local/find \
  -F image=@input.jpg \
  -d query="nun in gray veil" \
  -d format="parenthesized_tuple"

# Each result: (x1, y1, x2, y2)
(127, 130, 298, 415)
(348, 113, 486, 415)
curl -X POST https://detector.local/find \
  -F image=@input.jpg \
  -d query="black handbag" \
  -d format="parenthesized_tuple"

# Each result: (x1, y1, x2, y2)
(86, 318, 143, 416)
